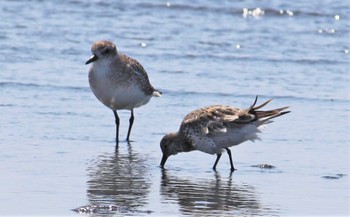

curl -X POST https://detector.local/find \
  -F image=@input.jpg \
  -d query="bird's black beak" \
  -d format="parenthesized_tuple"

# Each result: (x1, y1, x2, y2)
(85, 55, 98, 65)
(160, 154, 168, 168)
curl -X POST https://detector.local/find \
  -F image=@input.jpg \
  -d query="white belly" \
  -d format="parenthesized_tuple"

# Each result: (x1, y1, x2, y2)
(89, 72, 151, 110)
(211, 124, 261, 150)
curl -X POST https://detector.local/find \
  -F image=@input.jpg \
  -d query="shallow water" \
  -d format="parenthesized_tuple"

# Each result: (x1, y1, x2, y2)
(0, 0, 349, 216)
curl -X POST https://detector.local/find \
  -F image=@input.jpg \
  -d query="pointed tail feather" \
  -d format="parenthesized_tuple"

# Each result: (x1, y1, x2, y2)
(248, 96, 290, 125)
(256, 109, 290, 124)
(248, 95, 273, 111)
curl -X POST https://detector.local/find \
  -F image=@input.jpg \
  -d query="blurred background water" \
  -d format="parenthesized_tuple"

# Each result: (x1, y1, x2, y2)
(0, 0, 349, 216)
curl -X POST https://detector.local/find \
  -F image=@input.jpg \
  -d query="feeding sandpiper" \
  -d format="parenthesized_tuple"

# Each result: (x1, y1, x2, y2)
(160, 96, 289, 171)
(86, 40, 162, 144)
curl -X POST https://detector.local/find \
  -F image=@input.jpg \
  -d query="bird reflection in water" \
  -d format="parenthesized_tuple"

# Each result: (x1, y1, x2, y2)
(160, 169, 278, 216)
(86, 142, 151, 210)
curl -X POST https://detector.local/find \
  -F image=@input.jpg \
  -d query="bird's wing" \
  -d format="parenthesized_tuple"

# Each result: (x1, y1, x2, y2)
(180, 97, 290, 153)
(180, 105, 255, 154)
(120, 54, 149, 78)
(182, 97, 290, 137)
(120, 54, 160, 96)
(181, 105, 256, 135)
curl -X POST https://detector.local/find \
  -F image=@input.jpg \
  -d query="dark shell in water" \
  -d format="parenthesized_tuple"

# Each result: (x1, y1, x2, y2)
(251, 164, 276, 169)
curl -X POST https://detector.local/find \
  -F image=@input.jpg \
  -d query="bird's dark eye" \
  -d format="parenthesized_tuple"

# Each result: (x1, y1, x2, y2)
(103, 49, 110, 55)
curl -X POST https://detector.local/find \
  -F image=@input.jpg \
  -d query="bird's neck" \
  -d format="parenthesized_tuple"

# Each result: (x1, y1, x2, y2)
(169, 132, 194, 155)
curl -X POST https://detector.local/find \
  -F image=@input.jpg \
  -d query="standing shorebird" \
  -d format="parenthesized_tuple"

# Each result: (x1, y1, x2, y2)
(160, 96, 290, 171)
(86, 40, 162, 144)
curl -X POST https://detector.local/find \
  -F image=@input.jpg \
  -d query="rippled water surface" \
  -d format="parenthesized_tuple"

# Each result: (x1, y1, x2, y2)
(0, 0, 349, 216)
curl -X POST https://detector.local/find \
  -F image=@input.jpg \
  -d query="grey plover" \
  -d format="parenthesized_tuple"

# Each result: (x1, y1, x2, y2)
(160, 96, 289, 171)
(86, 40, 162, 144)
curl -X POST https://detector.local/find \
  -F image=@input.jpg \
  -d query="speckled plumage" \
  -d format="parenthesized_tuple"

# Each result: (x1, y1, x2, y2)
(160, 96, 290, 171)
(86, 40, 161, 144)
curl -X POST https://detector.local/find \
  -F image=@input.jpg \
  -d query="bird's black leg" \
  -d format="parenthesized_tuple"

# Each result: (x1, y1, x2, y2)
(126, 109, 134, 142)
(225, 148, 236, 172)
(113, 110, 120, 145)
(213, 153, 222, 171)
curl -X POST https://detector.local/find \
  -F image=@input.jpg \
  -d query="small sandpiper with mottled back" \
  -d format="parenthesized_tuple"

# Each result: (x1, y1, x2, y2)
(86, 40, 162, 145)
(160, 96, 290, 171)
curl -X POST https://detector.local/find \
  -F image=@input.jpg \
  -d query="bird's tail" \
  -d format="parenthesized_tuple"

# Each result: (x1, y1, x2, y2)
(248, 95, 290, 125)
(153, 90, 162, 97)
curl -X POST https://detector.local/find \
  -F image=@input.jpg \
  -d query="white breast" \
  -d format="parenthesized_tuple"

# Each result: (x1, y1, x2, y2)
(89, 62, 151, 110)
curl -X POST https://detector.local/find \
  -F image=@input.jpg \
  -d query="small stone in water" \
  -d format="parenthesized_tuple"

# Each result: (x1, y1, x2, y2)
(72, 204, 153, 214)
(322, 174, 347, 180)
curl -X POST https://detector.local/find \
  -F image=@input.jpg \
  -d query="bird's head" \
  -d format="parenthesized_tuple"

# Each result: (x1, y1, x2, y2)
(160, 132, 192, 168)
(86, 40, 117, 65)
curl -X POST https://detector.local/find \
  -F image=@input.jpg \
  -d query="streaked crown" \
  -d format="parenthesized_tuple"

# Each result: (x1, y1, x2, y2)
(91, 40, 117, 58)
